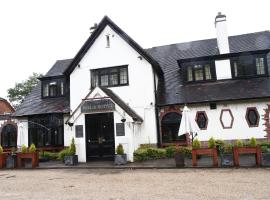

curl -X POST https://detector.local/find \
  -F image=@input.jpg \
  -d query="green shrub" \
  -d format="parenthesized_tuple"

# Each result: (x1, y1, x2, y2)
(208, 137, 216, 148)
(139, 144, 156, 149)
(58, 148, 70, 161)
(116, 144, 124, 155)
(165, 146, 177, 158)
(182, 147, 192, 158)
(134, 148, 148, 161)
(39, 151, 58, 160)
(192, 139, 201, 149)
(259, 141, 270, 148)
(215, 139, 225, 148)
(249, 137, 257, 147)
(29, 143, 36, 153)
(134, 147, 166, 161)
(0, 145, 3, 154)
(69, 138, 76, 156)
(224, 143, 233, 154)
(21, 145, 28, 153)
(235, 140, 244, 148)
(261, 146, 269, 153)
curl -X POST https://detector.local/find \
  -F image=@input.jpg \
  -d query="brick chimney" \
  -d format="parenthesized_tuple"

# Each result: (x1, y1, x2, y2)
(215, 12, 230, 54)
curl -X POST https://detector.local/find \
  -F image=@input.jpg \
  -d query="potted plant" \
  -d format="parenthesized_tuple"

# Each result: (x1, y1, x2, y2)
(6, 147, 17, 169)
(174, 146, 185, 168)
(192, 138, 218, 167)
(0, 145, 6, 168)
(17, 144, 39, 168)
(114, 144, 127, 165)
(220, 143, 233, 166)
(64, 138, 78, 166)
(233, 138, 262, 166)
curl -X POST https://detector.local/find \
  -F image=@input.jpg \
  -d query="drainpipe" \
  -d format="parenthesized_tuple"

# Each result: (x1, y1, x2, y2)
(153, 73, 161, 147)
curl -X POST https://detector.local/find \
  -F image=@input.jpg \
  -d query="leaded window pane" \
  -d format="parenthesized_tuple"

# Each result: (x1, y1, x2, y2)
(100, 75, 109, 86)
(233, 61, 238, 77)
(43, 83, 49, 97)
(194, 65, 204, 81)
(205, 64, 211, 80)
(109, 74, 118, 85)
(120, 68, 128, 84)
(187, 66, 193, 81)
(256, 57, 265, 75)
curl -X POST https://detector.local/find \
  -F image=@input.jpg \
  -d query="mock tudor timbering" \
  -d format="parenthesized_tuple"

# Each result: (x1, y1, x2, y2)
(12, 14, 270, 162)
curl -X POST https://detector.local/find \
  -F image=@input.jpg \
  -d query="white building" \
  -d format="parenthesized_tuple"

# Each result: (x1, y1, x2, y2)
(13, 13, 270, 162)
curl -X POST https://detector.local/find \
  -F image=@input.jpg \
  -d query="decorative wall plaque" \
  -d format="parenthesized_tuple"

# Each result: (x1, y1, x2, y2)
(75, 125, 83, 138)
(116, 123, 125, 136)
(81, 99, 115, 113)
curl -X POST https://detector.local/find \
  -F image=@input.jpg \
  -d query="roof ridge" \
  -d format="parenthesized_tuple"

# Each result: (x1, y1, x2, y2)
(145, 30, 270, 50)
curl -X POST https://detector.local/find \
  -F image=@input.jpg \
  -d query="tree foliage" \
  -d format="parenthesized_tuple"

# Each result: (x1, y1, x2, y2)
(7, 72, 43, 108)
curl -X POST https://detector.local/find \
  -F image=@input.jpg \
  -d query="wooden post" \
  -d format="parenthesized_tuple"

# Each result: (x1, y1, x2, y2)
(192, 150, 197, 166)
(213, 148, 218, 167)
(233, 147, 239, 167)
(256, 145, 262, 166)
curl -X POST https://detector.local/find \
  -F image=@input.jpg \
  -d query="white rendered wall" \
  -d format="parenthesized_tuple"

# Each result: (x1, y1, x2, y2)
(182, 100, 268, 142)
(215, 59, 232, 80)
(69, 25, 158, 161)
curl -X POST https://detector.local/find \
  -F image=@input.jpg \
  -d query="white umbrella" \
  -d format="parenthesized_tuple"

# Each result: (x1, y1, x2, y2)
(178, 106, 200, 142)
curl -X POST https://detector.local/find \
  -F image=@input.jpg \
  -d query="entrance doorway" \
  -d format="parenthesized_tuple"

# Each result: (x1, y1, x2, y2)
(85, 113, 115, 161)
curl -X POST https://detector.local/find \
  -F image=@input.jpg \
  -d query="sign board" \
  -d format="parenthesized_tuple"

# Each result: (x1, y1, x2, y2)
(116, 123, 125, 136)
(75, 125, 83, 138)
(81, 99, 115, 113)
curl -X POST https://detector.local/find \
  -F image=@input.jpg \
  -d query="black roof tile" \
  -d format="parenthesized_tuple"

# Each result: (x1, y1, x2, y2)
(14, 30, 270, 116)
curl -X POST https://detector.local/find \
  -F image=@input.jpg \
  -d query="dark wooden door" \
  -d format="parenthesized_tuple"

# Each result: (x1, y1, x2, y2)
(85, 113, 115, 161)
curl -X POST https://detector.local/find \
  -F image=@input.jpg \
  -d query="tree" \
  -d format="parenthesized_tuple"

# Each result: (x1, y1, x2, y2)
(7, 73, 43, 108)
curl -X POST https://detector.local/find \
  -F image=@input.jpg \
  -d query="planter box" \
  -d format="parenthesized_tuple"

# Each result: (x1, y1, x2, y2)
(192, 148, 218, 167)
(174, 152, 185, 168)
(221, 153, 234, 167)
(0, 154, 7, 169)
(17, 152, 39, 168)
(64, 155, 78, 166)
(114, 154, 127, 165)
(6, 154, 17, 169)
(262, 153, 270, 166)
(233, 146, 262, 167)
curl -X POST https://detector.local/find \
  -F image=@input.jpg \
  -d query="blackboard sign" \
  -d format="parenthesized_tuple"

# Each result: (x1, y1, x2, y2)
(75, 125, 83, 138)
(116, 123, 125, 136)
(81, 99, 115, 113)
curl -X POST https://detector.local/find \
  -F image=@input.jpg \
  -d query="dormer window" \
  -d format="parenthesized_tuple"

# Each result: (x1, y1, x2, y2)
(184, 61, 215, 83)
(231, 54, 267, 78)
(42, 79, 65, 98)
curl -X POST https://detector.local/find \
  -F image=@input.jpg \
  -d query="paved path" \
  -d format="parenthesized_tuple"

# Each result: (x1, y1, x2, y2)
(0, 168, 270, 200)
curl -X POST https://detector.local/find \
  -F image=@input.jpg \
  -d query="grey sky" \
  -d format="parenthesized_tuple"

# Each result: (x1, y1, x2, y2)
(0, 0, 269, 98)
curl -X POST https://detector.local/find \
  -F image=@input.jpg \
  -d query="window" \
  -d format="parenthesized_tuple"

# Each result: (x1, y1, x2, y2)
(161, 112, 186, 143)
(196, 111, 208, 130)
(231, 55, 267, 78)
(106, 35, 110, 48)
(28, 114, 64, 147)
(256, 57, 265, 75)
(91, 66, 128, 88)
(184, 61, 215, 82)
(42, 79, 65, 98)
(1, 124, 17, 148)
(245, 107, 260, 127)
